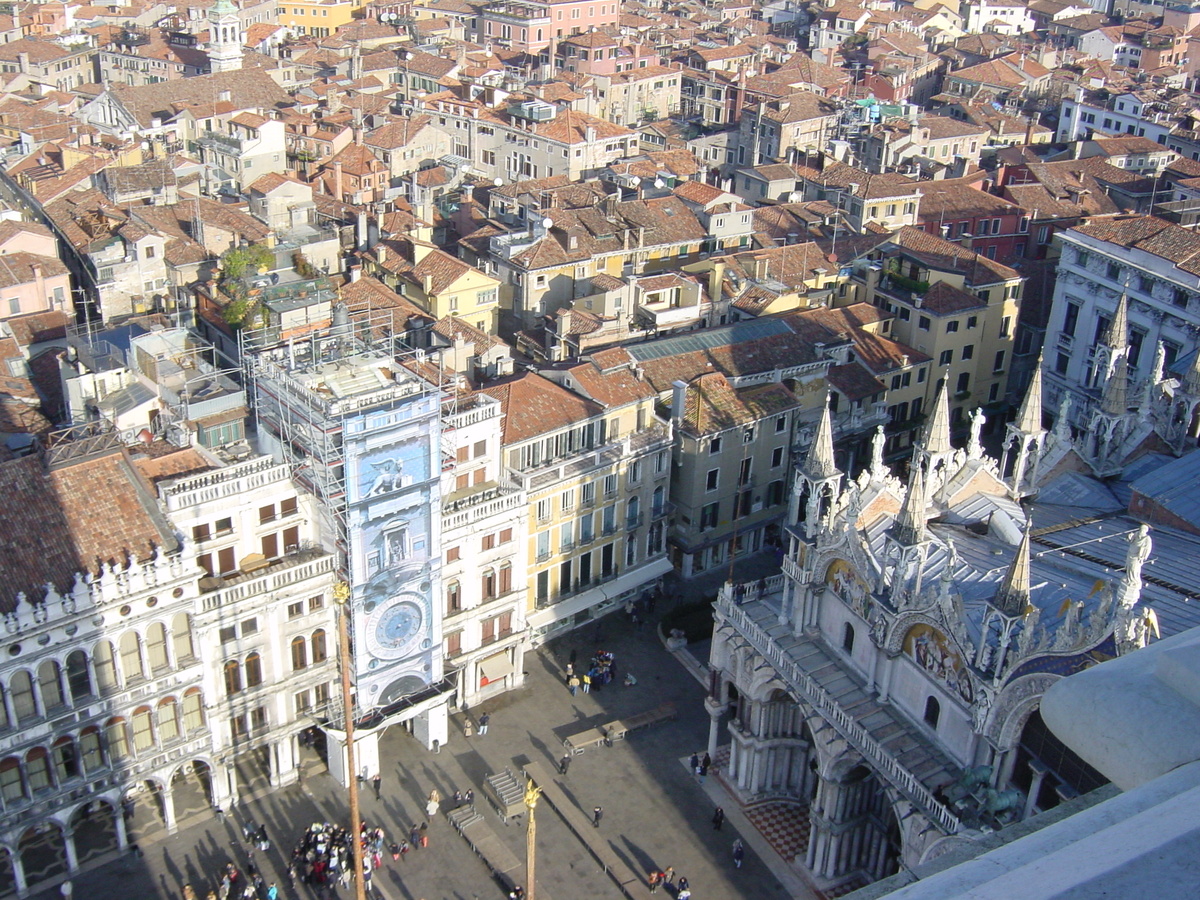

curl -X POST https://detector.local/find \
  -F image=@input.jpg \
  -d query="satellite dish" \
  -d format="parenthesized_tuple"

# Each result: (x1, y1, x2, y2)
(542, 217, 554, 228)
(654, 178, 665, 188)
(630, 176, 641, 186)
(494, 177, 503, 186)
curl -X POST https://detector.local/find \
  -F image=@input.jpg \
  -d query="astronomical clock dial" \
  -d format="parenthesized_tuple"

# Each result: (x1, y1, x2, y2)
(365, 595, 425, 659)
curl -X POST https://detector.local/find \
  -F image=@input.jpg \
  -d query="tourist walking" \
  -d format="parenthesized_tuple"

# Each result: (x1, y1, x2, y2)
(712, 807, 725, 830)
(663, 866, 675, 887)
(702, 752, 711, 775)
(568, 675, 581, 696)
(479, 712, 490, 735)
(582, 672, 591, 693)
(648, 871, 662, 893)
(372, 773, 381, 801)
(690, 753, 700, 775)
(733, 838, 745, 868)
(593, 806, 603, 828)
(560, 753, 571, 775)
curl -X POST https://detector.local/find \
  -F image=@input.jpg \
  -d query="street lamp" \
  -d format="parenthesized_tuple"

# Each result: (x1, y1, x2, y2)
(524, 777, 543, 900)
(333, 581, 368, 900)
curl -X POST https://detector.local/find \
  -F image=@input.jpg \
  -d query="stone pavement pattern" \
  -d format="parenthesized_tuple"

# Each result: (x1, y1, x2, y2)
(30, 562, 810, 900)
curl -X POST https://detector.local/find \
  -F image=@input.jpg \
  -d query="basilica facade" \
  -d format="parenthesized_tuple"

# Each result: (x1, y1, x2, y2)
(704, 367, 1175, 893)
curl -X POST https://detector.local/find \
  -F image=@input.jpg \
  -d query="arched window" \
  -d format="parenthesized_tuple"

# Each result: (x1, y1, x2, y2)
(51, 736, 78, 783)
(182, 689, 205, 732)
(93, 641, 118, 694)
(653, 485, 665, 516)
(79, 727, 103, 772)
(131, 706, 154, 753)
(10, 671, 35, 723)
(291, 637, 308, 671)
(224, 660, 242, 696)
(105, 717, 129, 761)
(842, 623, 855, 654)
(66, 650, 91, 701)
(119, 631, 144, 683)
(172, 613, 195, 662)
(146, 623, 169, 673)
(311, 630, 327, 664)
(482, 568, 496, 600)
(245, 653, 263, 688)
(157, 698, 179, 743)
(446, 580, 461, 613)
(499, 563, 513, 595)
(0, 757, 24, 802)
(25, 747, 51, 792)
(924, 696, 941, 729)
(0, 689, 9, 730)
(37, 660, 63, 712)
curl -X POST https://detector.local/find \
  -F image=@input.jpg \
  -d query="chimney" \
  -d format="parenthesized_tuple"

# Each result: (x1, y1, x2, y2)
(708, 260, 725, 303)
(350, 264, 362, 282)
(670, 379, 689, 423)
(378, 244, 387, 265)
(32, 263, 44, 305)
(333, 160, 343, 202)
(357, 210, 368, 249)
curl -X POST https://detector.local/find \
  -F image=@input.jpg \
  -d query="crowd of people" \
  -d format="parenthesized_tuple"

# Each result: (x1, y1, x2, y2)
(287, 820, 411, 897)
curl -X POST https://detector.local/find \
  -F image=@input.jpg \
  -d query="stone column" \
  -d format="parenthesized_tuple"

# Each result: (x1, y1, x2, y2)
(1, 690, 16, 729)
(161, 784, 177, 834)
(749, 747, 763, 794)
(63, 828, 78, 872)
(58, 666, 73, 709)
(876, 654, 897, 703)
(706, 709, 721, 760)
(114, 803, 128, 850)
(10, 850, 26, 896)
(792, 583, 811, 637)
(1022, 759, 1049, 821)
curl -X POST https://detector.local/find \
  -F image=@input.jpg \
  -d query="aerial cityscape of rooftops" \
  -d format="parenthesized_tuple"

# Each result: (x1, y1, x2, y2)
(1, 0, 1200, 896)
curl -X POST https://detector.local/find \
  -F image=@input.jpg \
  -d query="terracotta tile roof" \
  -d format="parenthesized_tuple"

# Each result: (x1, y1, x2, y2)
(555, 306, 603, 335)
(919, 280, 988, 315)
(339, 274, 433, 329)
(432, 315, 507, 355)
(917, 180, 1019, 219)
(0, 448, 177, 602)
(634, 328, 825, 394)
(4, 310, 68, 348)
(511, 196, 706, 269)
(0, 251, 68, 289)
(528, 109, 634, 145)
(130, 447, 215, 484)
(479, 371, 604, 444)
(109, 67, 290, 129)
(828, 362, 886, 401)
(565, 357, 655, 407)
(247, 171, 309, 194)
(679, 371, 800, 436)
(887, 225, 1021, 285)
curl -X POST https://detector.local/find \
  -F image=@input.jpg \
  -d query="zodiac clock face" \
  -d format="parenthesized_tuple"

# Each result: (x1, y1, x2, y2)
(365, 594, 426, 660)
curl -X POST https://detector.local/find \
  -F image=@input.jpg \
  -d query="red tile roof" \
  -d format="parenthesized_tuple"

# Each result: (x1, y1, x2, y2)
(0, 448, 177, 603)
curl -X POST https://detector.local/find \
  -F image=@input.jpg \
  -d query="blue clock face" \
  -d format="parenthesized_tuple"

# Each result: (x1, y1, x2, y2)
(368, 597, 425, 660)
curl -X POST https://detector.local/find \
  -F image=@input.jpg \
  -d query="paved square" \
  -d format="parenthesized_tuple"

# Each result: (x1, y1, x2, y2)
(32, 599, 815, 900)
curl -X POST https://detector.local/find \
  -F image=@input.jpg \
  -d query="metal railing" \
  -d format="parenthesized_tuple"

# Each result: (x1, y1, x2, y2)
(717, 594, 961, 835)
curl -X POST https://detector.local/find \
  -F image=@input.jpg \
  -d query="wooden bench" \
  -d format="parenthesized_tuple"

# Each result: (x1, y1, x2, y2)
(562, 726, 608, 754)
(601, 702, 677, 743)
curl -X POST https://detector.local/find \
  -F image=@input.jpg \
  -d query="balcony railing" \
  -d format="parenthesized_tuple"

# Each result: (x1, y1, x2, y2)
(717, 592, 961, 835)
(625, 513, 644, 531)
